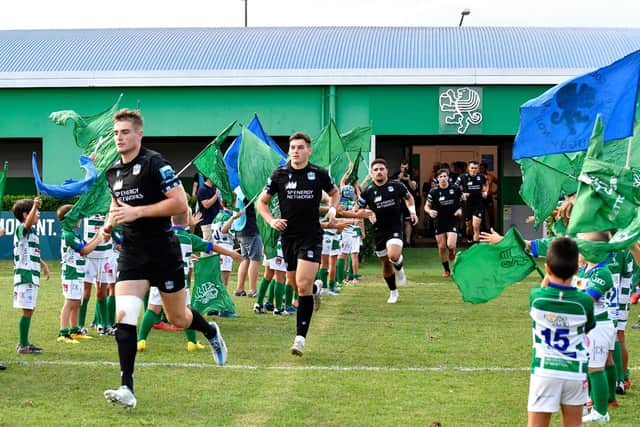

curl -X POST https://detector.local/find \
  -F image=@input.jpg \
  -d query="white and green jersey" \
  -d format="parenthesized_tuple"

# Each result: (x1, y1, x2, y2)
(530, 283, 595, 380)
(212, 209, 234, 244)
(607, 250, 634, 318)
(83, 215, 113, 259)
(172, 226, 212, 286)
(340, 199, 361, 237)
(60, 229, 87, 281)
(574, 262, 613, 321)
(13, 223, 41, 286)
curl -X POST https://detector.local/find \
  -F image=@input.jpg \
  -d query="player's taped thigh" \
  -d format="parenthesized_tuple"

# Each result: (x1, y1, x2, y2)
(115, 295, 143, 326)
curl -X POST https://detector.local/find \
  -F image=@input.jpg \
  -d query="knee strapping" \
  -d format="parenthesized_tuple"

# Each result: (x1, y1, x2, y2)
(115, 295, 143, 326)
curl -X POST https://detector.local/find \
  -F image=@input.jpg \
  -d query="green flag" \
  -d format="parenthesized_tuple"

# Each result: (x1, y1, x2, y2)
(339, 126, 371, 183)
(238, 127, 283, 201)
(193, 121, 237, 207)
(345, 149, 363, 185)
(0, 161, 8, 203)
(310, 118, 348, 183)
(238, 127, 284, 259)
(518, 152, 584, 228)
(50, 97, 123, 230)
(191, 255, 237, 315)
(452, 228, 540, 304)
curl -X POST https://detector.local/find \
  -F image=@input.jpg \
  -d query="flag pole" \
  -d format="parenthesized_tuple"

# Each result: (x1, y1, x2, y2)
(625, 136, 633, 170)
(528, 157, 579, 181)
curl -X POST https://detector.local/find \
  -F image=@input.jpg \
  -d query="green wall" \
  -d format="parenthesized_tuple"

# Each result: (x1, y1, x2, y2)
(0, 84, 548, 184)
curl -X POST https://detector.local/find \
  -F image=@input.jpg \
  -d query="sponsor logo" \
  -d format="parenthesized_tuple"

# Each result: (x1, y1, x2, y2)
(374, 196, 382, 203)
(113, 179, 124, 191)
(132, 164, 141, 175)
(307, 250, 314, 259)
(285, 181, 297, 190)
(164, 280, 174, 291)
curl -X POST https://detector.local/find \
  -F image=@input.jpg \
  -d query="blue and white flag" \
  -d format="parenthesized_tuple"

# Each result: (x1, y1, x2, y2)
(223, 114, 286, 189)
(513, 49, 640, 159)
(33, 152, 97, 199)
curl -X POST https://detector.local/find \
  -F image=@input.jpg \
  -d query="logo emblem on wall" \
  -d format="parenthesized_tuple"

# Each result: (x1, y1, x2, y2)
(439, 87, 483, 135)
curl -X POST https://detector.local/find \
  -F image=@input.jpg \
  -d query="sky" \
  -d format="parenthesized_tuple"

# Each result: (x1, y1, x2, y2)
(0, 0, 638, 30)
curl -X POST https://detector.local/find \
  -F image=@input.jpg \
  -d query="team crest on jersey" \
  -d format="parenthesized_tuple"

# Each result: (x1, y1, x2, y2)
(307, 250, 314, 259)
(133, 164, 141, 175)
(388, 186, 394, 192)
(113, 179, 124, 191)
(449, 189, 454, 194)
(285, 181, 297, 190)
(164, 280, 174, 290)
(307, 171, 316, 181)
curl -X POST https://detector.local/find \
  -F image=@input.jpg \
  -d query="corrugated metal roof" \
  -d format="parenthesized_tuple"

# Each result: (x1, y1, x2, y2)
(1, 27, 639, 87)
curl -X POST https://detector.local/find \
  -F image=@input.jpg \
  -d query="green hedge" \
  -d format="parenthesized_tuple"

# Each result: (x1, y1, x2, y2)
(2, 194, 79, 212)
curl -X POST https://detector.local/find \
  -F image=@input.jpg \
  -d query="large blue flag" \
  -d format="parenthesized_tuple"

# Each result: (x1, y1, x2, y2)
(224, 114, 286, 189)
(33, 152, 97, 199)
(513, 49, 640, 160)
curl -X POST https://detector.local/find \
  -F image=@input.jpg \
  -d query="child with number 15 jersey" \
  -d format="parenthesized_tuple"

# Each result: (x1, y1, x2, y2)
(528, 237, 594, 427)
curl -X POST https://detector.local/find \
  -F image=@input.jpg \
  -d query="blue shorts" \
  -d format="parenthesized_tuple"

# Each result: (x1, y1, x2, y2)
(237, 232, 263, 261)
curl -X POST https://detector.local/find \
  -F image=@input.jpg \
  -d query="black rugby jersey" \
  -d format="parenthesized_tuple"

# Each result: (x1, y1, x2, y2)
(455, 173, 487, 203)
(265, 162, 336, 237)
(358, 180, 409, 232)
(427, 185, 462, 218)
(106, 147, 181, 240)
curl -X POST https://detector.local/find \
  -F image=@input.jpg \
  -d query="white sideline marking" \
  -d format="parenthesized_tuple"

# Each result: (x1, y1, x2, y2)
(7, 360, 640, 372)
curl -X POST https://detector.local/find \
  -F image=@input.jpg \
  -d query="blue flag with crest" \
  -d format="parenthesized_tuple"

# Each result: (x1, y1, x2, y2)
(223, 114, 286, 189)
(513, 49, 640, 160)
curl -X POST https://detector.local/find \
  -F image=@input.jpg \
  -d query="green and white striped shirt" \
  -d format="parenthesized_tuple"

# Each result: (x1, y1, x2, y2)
(60, 229, 87, 281)
(172, 226, 212, 286)
(13, 223, 40, 286)
(83, 215, 113, 259)
(530, 283, 594, 380)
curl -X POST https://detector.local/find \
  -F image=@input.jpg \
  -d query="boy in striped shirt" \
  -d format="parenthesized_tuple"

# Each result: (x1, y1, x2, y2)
(528, 237, 594, 427)
(12, 197, 50, 354)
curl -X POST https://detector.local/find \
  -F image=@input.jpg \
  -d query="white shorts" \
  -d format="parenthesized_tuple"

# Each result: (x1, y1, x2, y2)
(340, 234, 355, 254)
(13, 284, 39, 309)
(322, 233, 341, 256)
(62, 279, 83, 300)
(617, 320, 627, 331)
(148, 286, 162, 307)
(587, 320, 616, 368)
(269, 256, 287, 272)
(216, 242, 234, 272)
(527, 374, 588, 412)
(148, 286, 190, 308)
(85, 257, 116, 284)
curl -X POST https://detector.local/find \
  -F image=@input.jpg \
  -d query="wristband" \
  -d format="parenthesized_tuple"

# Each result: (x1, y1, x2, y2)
(408, 205, 416, 215)
(328, 206, 337, 217)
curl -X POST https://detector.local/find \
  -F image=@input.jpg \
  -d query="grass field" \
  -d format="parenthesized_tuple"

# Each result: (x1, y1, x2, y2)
(1, 248, 640, 426)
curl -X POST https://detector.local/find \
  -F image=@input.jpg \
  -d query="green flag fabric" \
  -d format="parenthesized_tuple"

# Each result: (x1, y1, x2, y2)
(310, 119, 347, 182)
(191, 255, 237, 315)
(50, 97, 123, 230)
(339, 126, 371, 183)
(193, 121, 237, 207)
(518, 152, 584, 228)
(452, 228, 539, 304)
(566, 107, 640, 261)
(238, 127, 284, 259)
(0, 161, 8, 203)
(345, 149, 363, 185)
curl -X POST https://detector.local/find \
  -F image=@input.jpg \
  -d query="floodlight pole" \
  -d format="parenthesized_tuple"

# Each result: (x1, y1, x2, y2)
(243, 0, 248, 27)
(459, 9, 471, 27)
